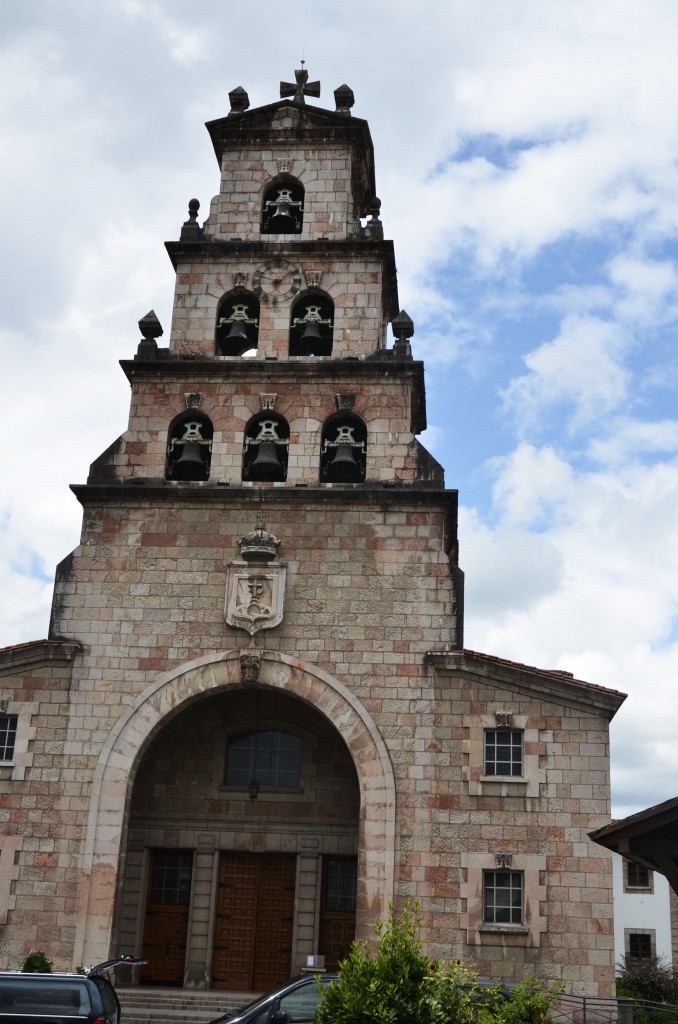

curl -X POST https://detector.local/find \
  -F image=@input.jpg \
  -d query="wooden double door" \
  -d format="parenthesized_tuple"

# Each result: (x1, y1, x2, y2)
(212, 852, 296, 990)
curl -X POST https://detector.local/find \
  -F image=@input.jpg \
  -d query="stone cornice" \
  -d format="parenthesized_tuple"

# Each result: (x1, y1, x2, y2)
(425, 649, 626, 719)
(120, 356, 427, 433)
(0, 639, 82, 676)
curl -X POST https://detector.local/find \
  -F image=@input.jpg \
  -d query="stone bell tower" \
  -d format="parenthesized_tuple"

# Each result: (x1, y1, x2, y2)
(0, 69, 623, 997)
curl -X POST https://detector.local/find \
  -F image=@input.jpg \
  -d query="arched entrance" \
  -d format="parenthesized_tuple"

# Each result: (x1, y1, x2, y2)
(73, 652, 396, 986)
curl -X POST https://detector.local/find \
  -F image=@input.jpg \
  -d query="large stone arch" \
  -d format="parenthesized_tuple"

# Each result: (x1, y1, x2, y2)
(73, 650, 396, 967)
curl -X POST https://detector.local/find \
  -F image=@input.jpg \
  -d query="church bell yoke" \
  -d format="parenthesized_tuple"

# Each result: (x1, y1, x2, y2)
(1, 66, 624, 998)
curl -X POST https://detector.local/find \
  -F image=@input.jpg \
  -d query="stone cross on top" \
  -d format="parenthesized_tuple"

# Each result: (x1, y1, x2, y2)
(280, 63, 320, 105)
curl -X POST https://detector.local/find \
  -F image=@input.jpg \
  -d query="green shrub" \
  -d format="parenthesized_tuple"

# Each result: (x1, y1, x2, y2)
(314, 901, 561, 1024)
(616, 954, 678, 1004)
(490, 978, 563, 1024)
(21, 949, 53, 973)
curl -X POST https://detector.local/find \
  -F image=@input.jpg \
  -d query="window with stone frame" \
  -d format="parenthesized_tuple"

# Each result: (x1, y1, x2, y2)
(0, 715, 17, 761)
(463, 711, 545, 798)
(484, 728, 524, 777)
(225, 730, 302, 789)
(483, 869, 524, 926)
(624, 859, 652, 891)
(627, 930, 654, 961)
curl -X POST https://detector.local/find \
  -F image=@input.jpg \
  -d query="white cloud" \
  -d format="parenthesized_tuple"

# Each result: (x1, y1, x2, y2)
(502, 316, 630, 433)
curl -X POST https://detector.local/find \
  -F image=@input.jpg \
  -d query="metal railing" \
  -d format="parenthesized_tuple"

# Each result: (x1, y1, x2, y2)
(553, 993, 678, 1024)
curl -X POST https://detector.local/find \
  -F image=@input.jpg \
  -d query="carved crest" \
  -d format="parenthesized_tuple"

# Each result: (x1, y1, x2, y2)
(225, 565, 286, 636)
(225, 522, 286, 636)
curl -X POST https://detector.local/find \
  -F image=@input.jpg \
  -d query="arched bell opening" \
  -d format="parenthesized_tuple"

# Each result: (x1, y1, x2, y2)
(166, 412, 213, 482)
(215, 292, 260, 357)
(112, 685, 360, 989)
(242, 414, 290, 482)
(289, 292, 334, 357)
(320, 413, 367, 483)
(261, 178, 304, 234)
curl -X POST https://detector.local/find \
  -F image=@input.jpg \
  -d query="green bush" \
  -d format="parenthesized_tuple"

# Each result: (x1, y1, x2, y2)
(315, 901, 561, 1024)
(616, 954, 678, 1004)
(21, 949, 53, 973)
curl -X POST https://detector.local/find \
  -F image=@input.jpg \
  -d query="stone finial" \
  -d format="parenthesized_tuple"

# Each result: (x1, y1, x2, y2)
(240, 651, 261, 684)
(391, 310, 414, 359)
(364, 196, 384, 240)
(280, 66, 320, 105)
(136, 310, 163, 359)
(334, 84, 355, 115)
(229, 86, 250, 113)
(180, 198, 202, 241)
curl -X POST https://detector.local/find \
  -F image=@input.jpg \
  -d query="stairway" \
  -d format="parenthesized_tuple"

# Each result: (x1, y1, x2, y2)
(117, 986, 260, 1024)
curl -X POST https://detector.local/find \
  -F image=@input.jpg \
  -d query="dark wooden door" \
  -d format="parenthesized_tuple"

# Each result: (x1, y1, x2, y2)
(318, 857, 357, 971)
(212, 852, 296, 990)
(141, 850, 192, 986)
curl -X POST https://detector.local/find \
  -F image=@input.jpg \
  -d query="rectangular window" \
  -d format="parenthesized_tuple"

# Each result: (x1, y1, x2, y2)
(324, 858, 357, 914)
(626, 861, 651, 889)
(628, 933, 653, 961)
(483, 870, 523, 925)
(484, 730, 523, 776)
(0, 715, 17, 761)
(149, 851, 193, 906)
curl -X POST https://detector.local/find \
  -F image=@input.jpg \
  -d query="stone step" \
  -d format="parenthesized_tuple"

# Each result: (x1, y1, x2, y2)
(117, 987, 258, 1024)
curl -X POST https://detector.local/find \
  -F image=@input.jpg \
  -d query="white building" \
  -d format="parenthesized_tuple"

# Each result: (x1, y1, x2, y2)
(612, 853, 675, 966)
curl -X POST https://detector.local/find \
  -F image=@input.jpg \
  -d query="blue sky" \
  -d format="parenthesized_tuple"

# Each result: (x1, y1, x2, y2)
(1, 0, 678, 819)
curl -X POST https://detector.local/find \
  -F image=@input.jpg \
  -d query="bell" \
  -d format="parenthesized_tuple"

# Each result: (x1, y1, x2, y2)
(248, 441, 285, 481)
(219, 320, 251, 357)
(325, 443, 362, 483)
(268, 202, 297, 233)
(293, 321, 331, 357)
(172, 441, 207, 481)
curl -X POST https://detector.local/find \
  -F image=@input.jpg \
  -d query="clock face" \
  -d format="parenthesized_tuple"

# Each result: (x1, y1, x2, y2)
(253, 260, 302, 304)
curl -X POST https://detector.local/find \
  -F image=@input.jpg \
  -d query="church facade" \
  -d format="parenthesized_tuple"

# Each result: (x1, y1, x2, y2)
(0, 71, 625, 995)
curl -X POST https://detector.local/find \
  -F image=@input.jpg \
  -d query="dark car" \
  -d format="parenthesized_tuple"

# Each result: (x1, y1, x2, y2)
(210, 973, 338, 1024)
(0, 956, 145, 1024)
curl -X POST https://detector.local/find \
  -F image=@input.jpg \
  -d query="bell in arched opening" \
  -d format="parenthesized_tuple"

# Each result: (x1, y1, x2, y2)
(216, 296, 259, 357)
(289, 294, 334, 357)
(243, 417, 290, 482)
(261, 181, 304, 234)
(166, 416, 213, 481)
(320, 417, 367, 484)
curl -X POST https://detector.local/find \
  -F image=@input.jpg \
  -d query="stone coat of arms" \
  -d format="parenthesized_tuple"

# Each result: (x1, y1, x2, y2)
(225, 524, 286, 636)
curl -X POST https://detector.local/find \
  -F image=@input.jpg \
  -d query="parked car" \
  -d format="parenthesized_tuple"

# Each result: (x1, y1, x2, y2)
(210, 973, 339, 1024)
(0, 955, 146, 1024)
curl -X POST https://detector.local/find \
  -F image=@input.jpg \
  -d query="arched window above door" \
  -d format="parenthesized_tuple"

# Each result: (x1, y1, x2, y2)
(225, 730, 302, 788)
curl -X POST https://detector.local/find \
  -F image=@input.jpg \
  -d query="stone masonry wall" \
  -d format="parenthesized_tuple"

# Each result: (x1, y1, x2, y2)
(168, 252, 387, 358)
(0, 647, 80, 969)
(203, 133, 360, 242)
(99, 365, 427, 485)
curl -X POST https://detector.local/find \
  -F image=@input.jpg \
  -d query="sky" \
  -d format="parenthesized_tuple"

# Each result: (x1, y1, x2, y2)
(1, 0, 677, 821)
